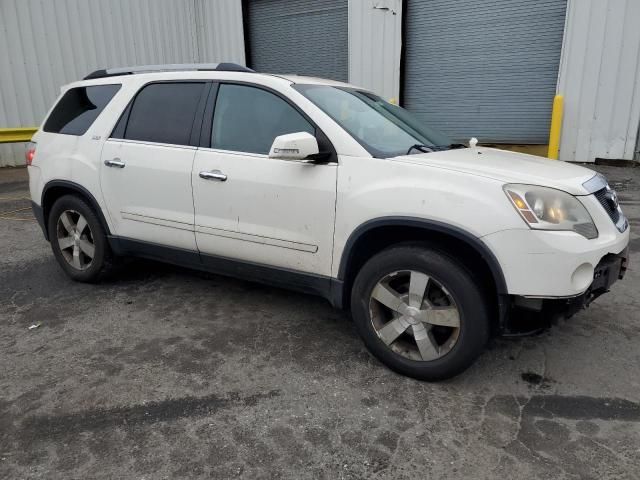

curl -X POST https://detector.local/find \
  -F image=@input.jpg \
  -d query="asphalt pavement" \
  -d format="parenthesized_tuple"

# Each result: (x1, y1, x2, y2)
(1, 164, 639, 479)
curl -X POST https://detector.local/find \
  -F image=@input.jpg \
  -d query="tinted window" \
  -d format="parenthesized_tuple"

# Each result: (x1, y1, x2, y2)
(43, 84, 121, 135)
(212, 84, 314, 154)
(124, 82, 206, 145)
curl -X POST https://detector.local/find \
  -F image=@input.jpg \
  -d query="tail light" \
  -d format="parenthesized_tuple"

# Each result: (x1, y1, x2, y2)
(25, 142, 36, 166)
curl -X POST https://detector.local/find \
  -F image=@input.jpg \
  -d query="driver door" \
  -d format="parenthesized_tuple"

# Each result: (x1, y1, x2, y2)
(192, 83, 338, 277)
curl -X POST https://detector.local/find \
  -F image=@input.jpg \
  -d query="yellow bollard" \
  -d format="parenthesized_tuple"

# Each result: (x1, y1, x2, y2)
(547, 95, 563, 160)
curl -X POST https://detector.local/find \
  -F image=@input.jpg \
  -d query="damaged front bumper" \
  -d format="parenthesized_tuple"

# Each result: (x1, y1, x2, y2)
(502, 247, 629, 335)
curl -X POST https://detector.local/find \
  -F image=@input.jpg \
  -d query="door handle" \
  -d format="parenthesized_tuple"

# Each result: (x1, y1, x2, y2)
(199, 170, 227, 181)
(104, 158, 125, 168)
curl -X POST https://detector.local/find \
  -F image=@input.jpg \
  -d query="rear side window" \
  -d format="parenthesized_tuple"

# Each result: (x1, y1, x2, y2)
(122, 82, 206, 146)
(43, 84, 121, 135)
(212, 84, 314, 154)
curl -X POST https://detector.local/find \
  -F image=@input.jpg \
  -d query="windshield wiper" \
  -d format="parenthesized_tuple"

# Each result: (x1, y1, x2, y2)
(406, 144, 433, 154)
(406, 143, 466, 155)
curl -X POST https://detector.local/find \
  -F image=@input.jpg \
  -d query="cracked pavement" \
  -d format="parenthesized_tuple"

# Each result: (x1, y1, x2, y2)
(1, 165, 639, 479)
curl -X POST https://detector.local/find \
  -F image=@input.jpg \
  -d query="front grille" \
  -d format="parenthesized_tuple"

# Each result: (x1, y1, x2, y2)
(594, 187, 620, 224)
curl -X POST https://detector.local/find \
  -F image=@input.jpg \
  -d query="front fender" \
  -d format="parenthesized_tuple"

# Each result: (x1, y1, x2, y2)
(337, 216, 508, 295)
(332, 156, 522, 277)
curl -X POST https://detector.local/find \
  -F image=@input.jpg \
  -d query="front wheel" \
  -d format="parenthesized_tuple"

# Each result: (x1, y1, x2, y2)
(350, 244, 490, 381)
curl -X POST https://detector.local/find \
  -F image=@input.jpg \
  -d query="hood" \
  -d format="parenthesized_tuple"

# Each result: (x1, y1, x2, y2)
(393, 147, 597, 195)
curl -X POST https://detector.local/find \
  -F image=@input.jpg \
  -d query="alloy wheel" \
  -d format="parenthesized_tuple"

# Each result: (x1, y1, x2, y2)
(56, 210, 95, 270)
(368, 270, 461, 362)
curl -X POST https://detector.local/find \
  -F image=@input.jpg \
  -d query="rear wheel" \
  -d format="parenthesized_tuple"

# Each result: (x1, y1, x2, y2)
(351, 244, 489, 381)
(48, 195, 113, 282)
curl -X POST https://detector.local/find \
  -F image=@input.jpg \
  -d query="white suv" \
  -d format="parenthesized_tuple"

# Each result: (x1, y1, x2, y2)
(27, 63, 629, 380)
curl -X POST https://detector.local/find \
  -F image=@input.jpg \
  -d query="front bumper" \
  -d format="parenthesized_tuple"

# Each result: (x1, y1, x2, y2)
(502, 247, 629, 335)
(482, 225, 630, 297)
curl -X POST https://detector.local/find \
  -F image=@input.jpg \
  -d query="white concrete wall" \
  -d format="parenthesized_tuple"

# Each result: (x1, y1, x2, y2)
(348, 0, 403, 102)
(557, 0, 640, 162)
(0, 0, 245, 166)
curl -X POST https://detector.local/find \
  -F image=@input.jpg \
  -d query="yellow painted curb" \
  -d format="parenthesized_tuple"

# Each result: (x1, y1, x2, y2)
(0, 127, 37, 144)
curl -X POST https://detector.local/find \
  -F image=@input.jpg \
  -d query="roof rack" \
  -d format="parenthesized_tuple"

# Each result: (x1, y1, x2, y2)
(83, 62, 254, 80)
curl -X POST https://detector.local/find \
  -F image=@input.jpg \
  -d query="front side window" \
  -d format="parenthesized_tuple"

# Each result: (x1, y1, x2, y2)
(294, 85, 452, 158)
(212, 84, 314, 154)
(124, 82, 206, 146)
(43, 84, 121, 135)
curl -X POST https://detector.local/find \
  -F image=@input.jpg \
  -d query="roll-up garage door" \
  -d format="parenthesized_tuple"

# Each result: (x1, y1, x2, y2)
(247, 0, 348, 82)
(403, 0, 567, 144)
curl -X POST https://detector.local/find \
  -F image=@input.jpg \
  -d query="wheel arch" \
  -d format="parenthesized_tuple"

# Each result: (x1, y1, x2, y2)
(335, 217, 509, 332)
(41, 180, 111, 241)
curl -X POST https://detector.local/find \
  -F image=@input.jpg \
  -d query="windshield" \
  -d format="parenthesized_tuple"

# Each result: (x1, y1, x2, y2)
(293, 84, 453, 158)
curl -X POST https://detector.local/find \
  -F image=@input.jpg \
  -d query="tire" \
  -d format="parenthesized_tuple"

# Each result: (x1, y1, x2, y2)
(350, 244, 489, 381)
(47, 194, 113, 282)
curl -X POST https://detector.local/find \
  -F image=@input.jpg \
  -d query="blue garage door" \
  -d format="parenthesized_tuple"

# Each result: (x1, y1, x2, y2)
(247, 0, 348, 82)
(403, 0, 567, 144)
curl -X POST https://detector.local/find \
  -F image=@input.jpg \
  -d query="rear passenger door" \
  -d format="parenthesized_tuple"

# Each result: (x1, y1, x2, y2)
(100, 81, 209, 251)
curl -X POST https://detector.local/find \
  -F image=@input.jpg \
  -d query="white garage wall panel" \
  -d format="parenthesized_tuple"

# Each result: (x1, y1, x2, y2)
(0, 0, 245, 166)
(348, 0, 402, 102)
(557, 0, 640, 162)
(195, 0, 246, 66)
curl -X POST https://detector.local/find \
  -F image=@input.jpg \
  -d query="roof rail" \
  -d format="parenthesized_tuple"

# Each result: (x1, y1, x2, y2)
(83, 62, 254, 80)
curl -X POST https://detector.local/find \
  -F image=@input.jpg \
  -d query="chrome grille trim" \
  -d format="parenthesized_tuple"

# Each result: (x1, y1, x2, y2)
(593, 187, 628, 233)
(594, 187, 621, 224)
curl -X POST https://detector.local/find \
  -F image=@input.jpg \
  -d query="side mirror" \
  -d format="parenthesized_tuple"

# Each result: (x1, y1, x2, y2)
(269, 132, 319, 161)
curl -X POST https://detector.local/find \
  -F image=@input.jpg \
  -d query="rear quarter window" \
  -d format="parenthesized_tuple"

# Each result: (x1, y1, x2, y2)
(43, 84, 121, 135)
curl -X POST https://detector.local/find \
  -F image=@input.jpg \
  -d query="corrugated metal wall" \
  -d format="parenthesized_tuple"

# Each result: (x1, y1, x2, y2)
(348, 0, 402, 102)
(403, 0, 567, 144)
(0, 0, 244, 166)
(195, 0, 246, 65)
(247, 0, 348, 81)
(557, 0, 640, 162)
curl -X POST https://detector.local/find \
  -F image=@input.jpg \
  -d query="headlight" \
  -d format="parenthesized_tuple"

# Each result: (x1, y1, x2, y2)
(503, 184, 598, 239)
